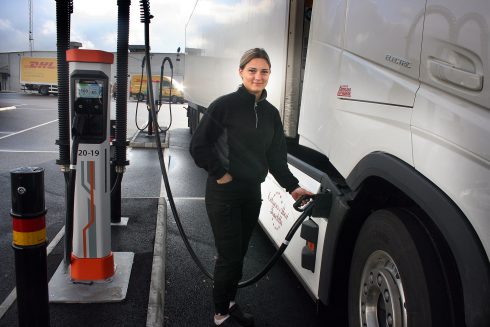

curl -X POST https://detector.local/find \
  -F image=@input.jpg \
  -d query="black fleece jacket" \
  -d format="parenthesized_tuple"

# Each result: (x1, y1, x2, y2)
(189, 85, 299, 193)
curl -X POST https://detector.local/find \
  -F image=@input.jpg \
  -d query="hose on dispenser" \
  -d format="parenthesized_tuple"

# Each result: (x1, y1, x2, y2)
(134, 56, 149, 131)
(55, 0, 74, 270)
(134, 55, 174, 132)
(156, 56, 174, 133)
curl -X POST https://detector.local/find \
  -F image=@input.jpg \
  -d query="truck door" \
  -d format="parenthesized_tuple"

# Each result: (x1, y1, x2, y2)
(412, 0, 490, 282)
(329, 0, 427, 177)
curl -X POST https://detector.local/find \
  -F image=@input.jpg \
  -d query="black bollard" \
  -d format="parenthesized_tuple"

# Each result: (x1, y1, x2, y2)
(10, 167, 50, 327)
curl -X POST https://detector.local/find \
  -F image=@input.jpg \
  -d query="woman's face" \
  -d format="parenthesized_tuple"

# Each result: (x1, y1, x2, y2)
(239, 58, 271, 98)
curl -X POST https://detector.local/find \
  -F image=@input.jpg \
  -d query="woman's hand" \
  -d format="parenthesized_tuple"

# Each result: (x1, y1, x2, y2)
(290, 187, 313, 202)
(217, 173, 233, 184)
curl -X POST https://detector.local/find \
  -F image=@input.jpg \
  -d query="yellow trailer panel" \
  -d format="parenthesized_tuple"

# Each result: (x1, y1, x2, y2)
(20, 57, 57, 85)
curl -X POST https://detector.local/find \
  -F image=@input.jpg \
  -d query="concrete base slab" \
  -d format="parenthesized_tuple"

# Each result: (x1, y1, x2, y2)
(48, 252, 134, 303)
(111, 217, 129, 226)
(129, 130, 168, 149)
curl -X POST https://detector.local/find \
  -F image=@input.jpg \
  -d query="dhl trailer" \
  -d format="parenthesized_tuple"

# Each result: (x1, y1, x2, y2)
(20, 57, 58, 95)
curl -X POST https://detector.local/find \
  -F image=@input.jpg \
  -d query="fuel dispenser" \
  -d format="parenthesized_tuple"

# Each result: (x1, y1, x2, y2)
(67, 49, 114, 281)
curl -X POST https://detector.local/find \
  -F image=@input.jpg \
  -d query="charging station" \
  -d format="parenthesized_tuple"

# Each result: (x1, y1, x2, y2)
(69, 49, 114, 281)
(49, 49, 134, 303)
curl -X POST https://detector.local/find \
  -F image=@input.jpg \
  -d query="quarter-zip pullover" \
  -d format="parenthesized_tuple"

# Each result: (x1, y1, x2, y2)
(190, 85, 299, 192)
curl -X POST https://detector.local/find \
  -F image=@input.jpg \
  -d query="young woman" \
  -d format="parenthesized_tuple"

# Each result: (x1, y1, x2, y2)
(190, 48, 312, 327)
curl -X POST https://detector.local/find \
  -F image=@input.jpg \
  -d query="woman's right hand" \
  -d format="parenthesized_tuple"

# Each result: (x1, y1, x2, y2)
(217, 173, 233, 184)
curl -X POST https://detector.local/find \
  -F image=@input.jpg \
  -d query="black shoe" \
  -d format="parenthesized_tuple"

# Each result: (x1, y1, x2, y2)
(229, 304, 254, 327)
(213, 315, 243, 327)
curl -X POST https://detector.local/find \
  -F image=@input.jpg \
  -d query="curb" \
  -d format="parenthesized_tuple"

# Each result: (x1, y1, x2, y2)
(129, 129, 170, 149)
(146, 194, 167, 326)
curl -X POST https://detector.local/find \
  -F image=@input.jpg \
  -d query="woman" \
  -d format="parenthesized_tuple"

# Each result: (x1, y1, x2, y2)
(190, 48, 312, 327)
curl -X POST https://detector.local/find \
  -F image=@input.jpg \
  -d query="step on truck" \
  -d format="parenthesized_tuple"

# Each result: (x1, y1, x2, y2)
(20, 57, 58, 95)
(184, 1, 490, 326)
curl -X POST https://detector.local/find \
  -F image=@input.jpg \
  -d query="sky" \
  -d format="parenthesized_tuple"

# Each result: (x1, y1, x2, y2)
(0, 0, 197, 53)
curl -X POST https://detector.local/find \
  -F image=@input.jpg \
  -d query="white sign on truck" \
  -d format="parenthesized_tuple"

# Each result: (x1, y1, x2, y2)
(185, 1, 490, 326)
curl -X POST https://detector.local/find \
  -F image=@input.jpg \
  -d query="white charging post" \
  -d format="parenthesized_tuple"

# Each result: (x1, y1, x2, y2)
(49, 49, 134, 303)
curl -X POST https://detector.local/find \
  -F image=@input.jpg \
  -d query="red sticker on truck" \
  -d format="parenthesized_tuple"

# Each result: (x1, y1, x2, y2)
(337, 85, 351, 97)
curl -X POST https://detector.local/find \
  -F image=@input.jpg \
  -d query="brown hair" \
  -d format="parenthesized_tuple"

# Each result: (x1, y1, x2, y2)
(239, 48, 271, 69)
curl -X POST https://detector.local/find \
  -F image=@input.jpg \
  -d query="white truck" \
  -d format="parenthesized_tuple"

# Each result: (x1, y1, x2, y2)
(184, 1, 490, 326)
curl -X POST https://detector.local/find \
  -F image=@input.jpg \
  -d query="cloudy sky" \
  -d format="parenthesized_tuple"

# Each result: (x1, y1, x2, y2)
(0, 0, 196, 53)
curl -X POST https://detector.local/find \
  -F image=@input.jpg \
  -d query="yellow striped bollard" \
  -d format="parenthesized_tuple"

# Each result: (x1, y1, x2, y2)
(10, 167, 50, 327)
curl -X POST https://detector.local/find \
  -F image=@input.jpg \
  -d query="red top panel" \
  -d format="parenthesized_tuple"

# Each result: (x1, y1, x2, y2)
(66, 49, 114, 64)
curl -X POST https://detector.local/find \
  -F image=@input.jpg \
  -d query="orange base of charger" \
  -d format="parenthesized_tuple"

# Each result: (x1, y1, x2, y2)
(70, 252, 115, 281)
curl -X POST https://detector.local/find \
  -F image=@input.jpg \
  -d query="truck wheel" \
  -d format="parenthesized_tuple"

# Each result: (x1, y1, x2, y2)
(39, 86, 49, 96)
(171, 95, 178, 104)
(348, 209, 455, 327)
(137, 93, 145, 101)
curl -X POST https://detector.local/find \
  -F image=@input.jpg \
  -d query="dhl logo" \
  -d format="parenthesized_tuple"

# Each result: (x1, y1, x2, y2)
(28, 61, 56, 69)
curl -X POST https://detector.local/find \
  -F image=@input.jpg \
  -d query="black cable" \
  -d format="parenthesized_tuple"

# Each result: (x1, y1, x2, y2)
(55, 0, 72, 166)
(157, 57, 174, 133)
(139, 0, 315, 288)
(111, 172, 123, 194)
(140, 0, 213, 280)
(55, 0, 73, 271)
(135, 58, 149, 131)
(115, 0, 130, 168)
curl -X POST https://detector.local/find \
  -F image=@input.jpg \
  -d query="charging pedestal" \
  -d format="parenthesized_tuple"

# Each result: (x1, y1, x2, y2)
(49, 49, 133, 303)
(70, 50, 114, 281)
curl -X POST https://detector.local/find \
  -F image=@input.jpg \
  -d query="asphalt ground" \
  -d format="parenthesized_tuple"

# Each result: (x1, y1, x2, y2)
(0, 93, 340, 327)
(164, 129, 335, 327)
(0, 93, 169, 326)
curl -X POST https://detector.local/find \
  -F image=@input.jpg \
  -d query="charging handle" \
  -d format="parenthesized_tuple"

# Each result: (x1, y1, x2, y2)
(293, 194, 314, 212)
(294, 191, 333, 218)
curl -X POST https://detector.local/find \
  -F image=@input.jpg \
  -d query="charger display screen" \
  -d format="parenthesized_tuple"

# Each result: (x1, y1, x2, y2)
(72, 77, 106, 143)
(74, 79, 104, 115)
(76, 81, 103, 99)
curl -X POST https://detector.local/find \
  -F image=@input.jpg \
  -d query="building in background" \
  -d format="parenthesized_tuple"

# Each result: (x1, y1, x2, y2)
(0, 49, 185, 95)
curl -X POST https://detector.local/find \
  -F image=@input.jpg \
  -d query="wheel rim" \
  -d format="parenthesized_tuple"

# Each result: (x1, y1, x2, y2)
(359, 250, 407, 327)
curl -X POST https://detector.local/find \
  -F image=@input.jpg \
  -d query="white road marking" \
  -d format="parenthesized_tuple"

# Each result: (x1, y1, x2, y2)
(0, 119, 58, 140)
(0, 106, 16, 111)
(16, 108, 57, 111)
(0, 149, 58, 153)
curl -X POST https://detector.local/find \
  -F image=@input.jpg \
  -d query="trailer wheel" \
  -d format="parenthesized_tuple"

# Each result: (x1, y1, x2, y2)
(348, 209, 455, 327)
(39, 86, 49, 96)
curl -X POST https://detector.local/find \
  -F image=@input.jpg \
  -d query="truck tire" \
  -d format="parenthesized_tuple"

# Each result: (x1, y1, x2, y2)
(39, 85, 49, 96)
(171, 95, 178, 104)
(348, 209, 455, 327)
(137, 93, 145, 101)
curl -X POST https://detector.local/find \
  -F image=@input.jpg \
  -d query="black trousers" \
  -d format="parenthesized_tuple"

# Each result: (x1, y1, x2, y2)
(205, 176, 262, 315)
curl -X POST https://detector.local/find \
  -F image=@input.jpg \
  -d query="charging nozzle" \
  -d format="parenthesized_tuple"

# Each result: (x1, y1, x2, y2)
(293, 191, 332, 218)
